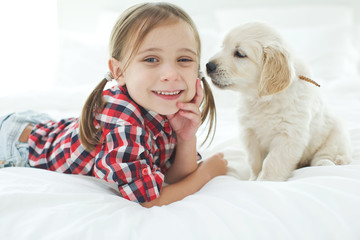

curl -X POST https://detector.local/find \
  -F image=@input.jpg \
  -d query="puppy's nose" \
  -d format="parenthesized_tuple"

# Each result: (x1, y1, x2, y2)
(206, 62, 217, 74)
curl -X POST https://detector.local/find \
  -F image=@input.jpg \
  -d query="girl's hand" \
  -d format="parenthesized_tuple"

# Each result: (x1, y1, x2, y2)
(166, 78, 203, 142)
(199, 153, 228, 181)
(141, 152, 228, 208)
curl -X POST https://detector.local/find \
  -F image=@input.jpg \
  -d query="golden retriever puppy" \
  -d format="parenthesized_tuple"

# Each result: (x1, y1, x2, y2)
(206, 22, 352, 181)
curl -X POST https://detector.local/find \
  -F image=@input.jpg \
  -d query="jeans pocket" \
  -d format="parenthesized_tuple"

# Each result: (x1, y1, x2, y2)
(15, 142, 30, 167)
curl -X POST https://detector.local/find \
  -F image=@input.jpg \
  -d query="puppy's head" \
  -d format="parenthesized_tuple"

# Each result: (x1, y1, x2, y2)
(206, 22, 295, 97)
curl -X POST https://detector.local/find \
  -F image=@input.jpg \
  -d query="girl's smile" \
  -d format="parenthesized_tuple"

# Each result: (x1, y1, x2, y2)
(152, 90, 183, 100)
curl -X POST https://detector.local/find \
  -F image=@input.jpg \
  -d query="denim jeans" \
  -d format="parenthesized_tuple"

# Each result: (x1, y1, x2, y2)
(0, 111, 52, 168)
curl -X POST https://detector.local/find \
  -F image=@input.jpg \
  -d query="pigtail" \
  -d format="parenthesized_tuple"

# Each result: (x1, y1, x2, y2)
(79, 79, 108, 151)
(200, 75, 217, 146)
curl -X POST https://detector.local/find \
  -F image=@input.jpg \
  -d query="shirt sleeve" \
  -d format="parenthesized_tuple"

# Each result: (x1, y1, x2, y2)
(93, 124, 164, 203)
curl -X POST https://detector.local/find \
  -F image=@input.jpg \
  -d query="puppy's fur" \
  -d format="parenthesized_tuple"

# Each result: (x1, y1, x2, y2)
(206, 22, 352, 181)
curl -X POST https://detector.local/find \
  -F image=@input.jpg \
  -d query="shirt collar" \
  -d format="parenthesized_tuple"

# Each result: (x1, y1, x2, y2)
(140, 107, 173, 137)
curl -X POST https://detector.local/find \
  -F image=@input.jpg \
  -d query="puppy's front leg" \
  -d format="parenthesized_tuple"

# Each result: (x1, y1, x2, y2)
(257, 135, 305, 181)
(244, 129, 263, 180)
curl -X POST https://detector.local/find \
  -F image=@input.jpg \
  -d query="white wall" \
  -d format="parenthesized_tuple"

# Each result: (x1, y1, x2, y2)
(0, 0, 58, 96)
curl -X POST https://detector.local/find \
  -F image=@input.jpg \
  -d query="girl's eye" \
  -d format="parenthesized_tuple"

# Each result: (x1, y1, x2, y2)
(144, 58, 158, 63)
(178, 58, 192, 62)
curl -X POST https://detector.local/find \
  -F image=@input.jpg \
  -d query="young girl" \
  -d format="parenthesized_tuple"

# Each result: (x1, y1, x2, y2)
(0, 2, 227, 208)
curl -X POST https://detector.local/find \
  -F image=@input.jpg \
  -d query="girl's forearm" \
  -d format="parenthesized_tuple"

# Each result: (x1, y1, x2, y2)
(141, 162, 210, 208)
(164, 136, 198, 184)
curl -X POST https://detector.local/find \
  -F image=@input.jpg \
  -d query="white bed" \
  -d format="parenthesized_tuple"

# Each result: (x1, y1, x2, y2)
(1, 2, 360, 240)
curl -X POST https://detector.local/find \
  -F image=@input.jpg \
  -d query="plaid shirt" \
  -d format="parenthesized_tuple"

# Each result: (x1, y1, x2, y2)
(28, 85, 177, 203)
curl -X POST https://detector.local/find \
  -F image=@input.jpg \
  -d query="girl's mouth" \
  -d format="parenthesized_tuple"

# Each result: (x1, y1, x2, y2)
(152, 90, 183, 100)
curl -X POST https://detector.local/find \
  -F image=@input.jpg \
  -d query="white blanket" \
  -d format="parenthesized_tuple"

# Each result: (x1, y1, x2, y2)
(1, 160, 360, 239)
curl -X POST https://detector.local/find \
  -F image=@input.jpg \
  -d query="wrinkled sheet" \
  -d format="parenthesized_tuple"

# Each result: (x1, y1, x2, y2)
(1, 162, 360, 240)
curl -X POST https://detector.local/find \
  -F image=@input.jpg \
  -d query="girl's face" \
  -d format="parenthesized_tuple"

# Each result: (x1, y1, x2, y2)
(113, 21, 198, 115)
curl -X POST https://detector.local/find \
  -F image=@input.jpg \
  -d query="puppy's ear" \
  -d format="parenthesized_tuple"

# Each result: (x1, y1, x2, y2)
(258, 46, 292, 97)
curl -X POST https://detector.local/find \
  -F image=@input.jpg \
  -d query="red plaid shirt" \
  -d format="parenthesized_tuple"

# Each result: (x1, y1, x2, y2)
(28, 85, 177, 203)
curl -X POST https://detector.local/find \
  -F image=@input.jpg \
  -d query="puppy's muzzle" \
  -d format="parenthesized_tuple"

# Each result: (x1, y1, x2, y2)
(206, 62, 217, 74)
(206, 61, 229, 88)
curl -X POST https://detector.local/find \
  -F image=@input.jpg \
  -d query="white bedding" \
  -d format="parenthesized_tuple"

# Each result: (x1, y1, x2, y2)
(1, 2, 360, 240)
(1, 164, 360, 240)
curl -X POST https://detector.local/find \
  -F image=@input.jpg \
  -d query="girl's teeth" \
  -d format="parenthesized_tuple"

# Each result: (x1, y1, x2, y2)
(155, 91, 180, 95)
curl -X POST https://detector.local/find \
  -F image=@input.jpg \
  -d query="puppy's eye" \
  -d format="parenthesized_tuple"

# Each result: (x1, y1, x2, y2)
(234, 51, 246, 58)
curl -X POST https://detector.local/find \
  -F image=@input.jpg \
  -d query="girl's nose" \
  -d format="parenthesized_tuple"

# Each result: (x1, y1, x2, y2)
(160, 63, 179, 82)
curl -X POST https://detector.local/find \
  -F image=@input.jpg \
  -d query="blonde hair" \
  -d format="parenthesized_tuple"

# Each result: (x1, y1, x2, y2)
(79, 2, 216, 150)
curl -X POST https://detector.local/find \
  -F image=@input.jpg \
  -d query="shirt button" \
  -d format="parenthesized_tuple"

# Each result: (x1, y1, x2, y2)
(142, 168, 149, 176)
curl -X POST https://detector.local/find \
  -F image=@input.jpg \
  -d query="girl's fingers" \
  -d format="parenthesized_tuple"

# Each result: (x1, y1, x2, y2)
(178, 110, 201, 125)
(177, 101, 201, 124)
(177, 102, 201, 115)
(192, 78, 203, 107)
(166, 113, 175, 121)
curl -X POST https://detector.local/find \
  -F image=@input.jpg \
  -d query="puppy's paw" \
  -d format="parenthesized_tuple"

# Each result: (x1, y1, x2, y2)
(334, 155, 352, 165)
(257, 171, 288, 181)
(257, 176, 287, 181)
(249, 174, 258, 181)
(312, 159, 335, 166)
